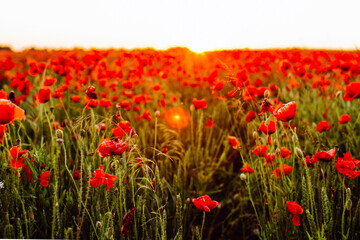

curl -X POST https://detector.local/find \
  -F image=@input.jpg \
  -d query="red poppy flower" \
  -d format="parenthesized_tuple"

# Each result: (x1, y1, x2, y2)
(259, 99, 274, 116)
(310, 148, 336, 164)
(121, 208, 137, 237)
(286, 201, 303, 226)
(273, 164, 293, 178)
(86, 86, 97, 99)
(205, 118, 215, 128)
(227, 88, 237, 98)
(265, 153, 276, 165)
(344, 82, 360, 101)
(8, 146, 28, 170)
(40, 171, 50, 187)
(71, 95, 81, 103)
(228, 136, 240, 149)
(112, 121, 132, 138)
(192, 98, 207, 110)
(241, 163, 254, 173)
(258, 121, 276, 135)
(280, 147, 292, 158)
(338, 114, 351, 124)
(272, 101, 296, 122)
(37, 88, 51, 103)
(317, 121, 330, 133)
(0, 99, 25, 125)
(73, 170, 81, 180)
(97, 138, 128, 157)
(192, 195, 219, 212)
(116, 100, 132, 111)
(90, 164, 116, 190)
(245, 111, 256, 122)
(335, 153, 360, 179)
(252, 145, 267, 157)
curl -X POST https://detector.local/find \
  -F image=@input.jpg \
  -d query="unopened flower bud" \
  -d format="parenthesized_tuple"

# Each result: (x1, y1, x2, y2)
(240, 173, 247, 181)
(276, 148, 281, 155)
(56, 129, 63, 139)
(155, 110, 160, 118)
(96, 221, 102, 228)
(295, 147, 304, 158)
(346, 199, 352, 211)
(186, 198, 191, 204)
(264, 90, 270, 98)
(336, 91, 342, 99)
(253, 131, 258, 139)
(190, 105, 195, 112)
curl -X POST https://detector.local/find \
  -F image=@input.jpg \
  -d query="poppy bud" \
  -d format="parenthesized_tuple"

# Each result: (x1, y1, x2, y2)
(190, 105, 195, 112)
(346, 199, 352, 211)
(253, 131, 258, 139)
(186, 198, 191, 204)
(96, 221, 102, 228)
(336, 91, 342, 99)
(56, 129, 63, 139)
(295, 147, 304, 158)
(264, 90, 270, 98)
(155, 110, 160, 118)
(276, 148, 281, 155)
(240, 173, 247, 181)
(273, 139, 278, 146)
(9, 91, 15, 103)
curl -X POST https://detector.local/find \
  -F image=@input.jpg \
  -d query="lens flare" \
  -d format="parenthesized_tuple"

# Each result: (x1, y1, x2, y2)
(164, 107, 190, 129)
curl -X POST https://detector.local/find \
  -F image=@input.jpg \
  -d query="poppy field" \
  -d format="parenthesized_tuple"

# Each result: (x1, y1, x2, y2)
(1, 47, 360, 239)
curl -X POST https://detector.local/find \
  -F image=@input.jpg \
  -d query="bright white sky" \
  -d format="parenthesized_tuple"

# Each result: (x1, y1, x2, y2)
(1, 0, 360, 52)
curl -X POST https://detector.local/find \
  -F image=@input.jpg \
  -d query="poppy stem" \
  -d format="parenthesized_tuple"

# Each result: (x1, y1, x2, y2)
(201, 211, 206, 239)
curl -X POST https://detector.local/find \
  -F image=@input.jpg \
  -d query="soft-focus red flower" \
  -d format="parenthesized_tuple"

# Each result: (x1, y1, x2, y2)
(73, 170, 81, 180)
(112, 121, 132, 138)
(95, 123, 106, 131)
(259, 99, 274, 116)
(86, 86, 97, 99)
(265, 153, 276, 165)
(252, 145, 267, 157)
(0, 99, 25, 125)
(40, 171, 50, 187)
(0, 89, 8, 99)
(192, 195, 219, 212)
(228, 136, 240, 149)
(344, 82, 360, 101)
(245, 111, 256, 122)
(205, 118, 215, 128)
(241, 163, 254, 173)
(8, 146, 28, 170)
(338, 114, 351, 124)
(227, 88, 237, 98)
(90, 165, 116, 190)
(116, 100, 132, 111)
(272, 101, 296, 122)
(97, 138, 128, 157)
(280, 147, 292, 158)
(121, 208, 137, 237)
(317, 121, 330, 133)
(162, 146, 168, 153)
(37, 88, 51, 103)
(192, 98, 207, 110)
(286, 201, 303, 226)
(71, 95, 81, 103)
(258, 121, 276, 135)
(164, 107, 190, 129)
(273, 164, 293, 178)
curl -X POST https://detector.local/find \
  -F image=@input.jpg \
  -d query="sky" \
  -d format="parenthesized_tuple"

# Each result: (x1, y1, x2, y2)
(1, 0, 360, 52)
